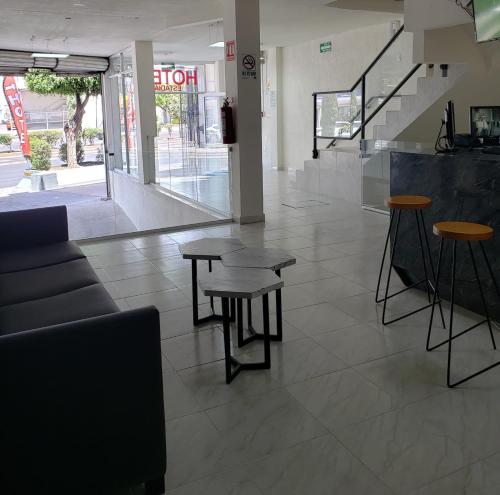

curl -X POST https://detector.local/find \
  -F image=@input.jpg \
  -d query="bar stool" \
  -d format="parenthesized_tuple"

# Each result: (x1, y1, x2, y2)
(427, 221, 500, 388)
(376, 195, 445, 326)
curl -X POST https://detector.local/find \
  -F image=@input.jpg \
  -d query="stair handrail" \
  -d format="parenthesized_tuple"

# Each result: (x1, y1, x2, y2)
(312, 24, 422, 158)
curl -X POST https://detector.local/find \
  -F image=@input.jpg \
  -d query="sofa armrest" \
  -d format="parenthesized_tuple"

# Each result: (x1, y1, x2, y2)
(0, 205, 69, 252)
(0, 307, 166, 493)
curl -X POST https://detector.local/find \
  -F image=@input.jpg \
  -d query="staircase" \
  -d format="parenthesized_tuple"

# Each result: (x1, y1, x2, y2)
(295, 24, 469, 206)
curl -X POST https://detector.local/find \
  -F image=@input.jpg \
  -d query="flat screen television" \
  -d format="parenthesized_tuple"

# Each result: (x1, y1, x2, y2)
(473, 0, 500, 43)
(470, 106, 500, 137)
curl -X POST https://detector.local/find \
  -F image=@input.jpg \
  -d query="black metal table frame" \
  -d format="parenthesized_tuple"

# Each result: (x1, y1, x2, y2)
(238, 269, 283, 347)
(191, 259, 235, 326)
(221, 294, 272, 384)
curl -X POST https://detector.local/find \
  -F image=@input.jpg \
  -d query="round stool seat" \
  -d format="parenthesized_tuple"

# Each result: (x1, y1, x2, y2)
(433, 221, 494, 241)
(385, 195, 432, 210)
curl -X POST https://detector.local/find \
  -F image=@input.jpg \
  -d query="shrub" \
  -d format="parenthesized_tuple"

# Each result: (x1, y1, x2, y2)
(82, 127, 103, 145)
(29, 130, 63, 148)
(0, 133, 13, 150)
(59, 139, 85, 165)
(30, 138, 52, 171)
(95, 146, 104, 163)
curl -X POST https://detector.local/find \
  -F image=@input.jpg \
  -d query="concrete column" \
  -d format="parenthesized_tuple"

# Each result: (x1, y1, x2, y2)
(224, 0, 265, 224)
(131, 41, 157, 184)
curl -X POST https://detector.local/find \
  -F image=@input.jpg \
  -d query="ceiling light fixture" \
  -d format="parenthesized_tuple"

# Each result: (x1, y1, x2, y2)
(32, 52, 70, 58)
(209, 41, 224, 48)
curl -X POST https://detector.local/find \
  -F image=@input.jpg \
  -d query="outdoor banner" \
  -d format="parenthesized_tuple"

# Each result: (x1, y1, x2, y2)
(2, 76, 31, 158)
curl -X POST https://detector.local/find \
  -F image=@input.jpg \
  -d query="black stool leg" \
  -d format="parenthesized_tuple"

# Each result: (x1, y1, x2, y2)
(447, 240, 458, 388)
(420, 210, 446, 328)
(375, 210, 395, 303)
(469, 241, 496, 350)
(427, 238, 444, 351)
(381, 210, 402, 324)
(415, 211, 432, 303)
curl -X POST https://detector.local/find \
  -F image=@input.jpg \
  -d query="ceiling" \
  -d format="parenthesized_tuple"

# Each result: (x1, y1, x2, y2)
(0, 0, 400, 62)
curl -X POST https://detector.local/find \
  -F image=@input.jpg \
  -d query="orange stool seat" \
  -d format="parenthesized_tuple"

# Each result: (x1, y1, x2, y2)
(433, 221, 493, 241)
(385, 195, 432, 210)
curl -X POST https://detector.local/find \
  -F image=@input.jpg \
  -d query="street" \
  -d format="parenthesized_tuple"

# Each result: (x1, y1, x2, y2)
(0, 153, 29, 188)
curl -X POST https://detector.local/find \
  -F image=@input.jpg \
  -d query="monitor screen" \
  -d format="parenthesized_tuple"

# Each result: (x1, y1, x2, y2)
(470, 106, 500, 137)
(473, 0, 500, 43)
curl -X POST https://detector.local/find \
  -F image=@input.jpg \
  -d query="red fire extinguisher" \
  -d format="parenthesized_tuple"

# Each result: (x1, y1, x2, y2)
(221, 98, 236, 145)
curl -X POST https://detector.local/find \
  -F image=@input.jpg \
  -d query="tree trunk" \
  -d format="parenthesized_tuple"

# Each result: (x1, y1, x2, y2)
(65, 126, 78, 168)
(65, 92, 90, 168)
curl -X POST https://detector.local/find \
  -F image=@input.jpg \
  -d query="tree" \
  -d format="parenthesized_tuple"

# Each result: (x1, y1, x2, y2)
(155, 93, 180, 123)
(25, 70, 101, 168)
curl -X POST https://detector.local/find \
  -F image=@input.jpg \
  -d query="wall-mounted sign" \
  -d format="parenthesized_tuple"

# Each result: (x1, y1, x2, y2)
(320, 41, 332, 54)
(225, 40, 236, 62)
(241, 54, 257, 80)
(154, 66, 199, 93)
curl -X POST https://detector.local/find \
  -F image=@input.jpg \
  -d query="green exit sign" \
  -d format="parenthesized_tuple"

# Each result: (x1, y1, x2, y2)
(320, 41, 332, 54)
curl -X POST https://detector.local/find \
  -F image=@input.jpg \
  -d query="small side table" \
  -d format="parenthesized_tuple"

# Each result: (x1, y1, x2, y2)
(180, 238, 244, 326)
(199, 267, 284, 384)
(221, 247, 296, 347)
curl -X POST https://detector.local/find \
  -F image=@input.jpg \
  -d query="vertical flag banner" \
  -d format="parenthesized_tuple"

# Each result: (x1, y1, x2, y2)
(2, 76, 31, 158)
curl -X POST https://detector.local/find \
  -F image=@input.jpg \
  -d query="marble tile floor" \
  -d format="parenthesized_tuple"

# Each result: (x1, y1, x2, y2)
(80, 170, 500, 495)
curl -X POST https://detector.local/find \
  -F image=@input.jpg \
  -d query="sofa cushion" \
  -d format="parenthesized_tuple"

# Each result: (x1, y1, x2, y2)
(0, 258, 101, 307)
(0, 241, 85, 274)
(0, 284, 119, 335)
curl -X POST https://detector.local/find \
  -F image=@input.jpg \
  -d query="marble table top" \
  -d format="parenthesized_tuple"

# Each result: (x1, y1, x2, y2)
(179, 237, 245, 261)
(198, 267, 284, 299)
(221, 247, 296, 271)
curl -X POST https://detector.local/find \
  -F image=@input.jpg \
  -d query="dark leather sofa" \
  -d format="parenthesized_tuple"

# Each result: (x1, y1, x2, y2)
(0, 206, 166, 494)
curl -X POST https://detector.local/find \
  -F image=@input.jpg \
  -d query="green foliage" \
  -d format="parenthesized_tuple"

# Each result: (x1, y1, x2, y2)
(59, 140, 84, 165)
(155, 93, 181, 122)
(81, 127, 103, 145)
(95, 146, 104, 163)
(25, 70, 101, 97)
(29, 130, 63, 148)
(30, 138, 52, 171)
(0, 134, 13, 149)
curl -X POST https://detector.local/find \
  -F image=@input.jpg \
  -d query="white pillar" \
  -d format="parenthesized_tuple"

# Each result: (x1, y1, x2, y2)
(131, 41, 157, 184)
(224, 0, 265, 224)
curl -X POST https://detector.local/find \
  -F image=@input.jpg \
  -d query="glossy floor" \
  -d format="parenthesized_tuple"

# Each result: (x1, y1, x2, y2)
(80, 170, 500, 495)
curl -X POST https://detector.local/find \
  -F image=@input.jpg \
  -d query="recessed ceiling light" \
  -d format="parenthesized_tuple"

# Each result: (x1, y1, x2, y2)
(209, 41, 224, 48)
(32, 53, 70, 58)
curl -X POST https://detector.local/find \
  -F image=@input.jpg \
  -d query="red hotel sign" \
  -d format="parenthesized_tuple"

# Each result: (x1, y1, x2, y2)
(2, 76, 31, 157)
(154, 66, 198, 93)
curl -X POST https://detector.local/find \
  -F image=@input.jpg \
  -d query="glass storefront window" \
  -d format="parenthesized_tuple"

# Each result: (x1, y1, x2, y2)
(154, 63, 231, 215)
(110, 51, 138, 177)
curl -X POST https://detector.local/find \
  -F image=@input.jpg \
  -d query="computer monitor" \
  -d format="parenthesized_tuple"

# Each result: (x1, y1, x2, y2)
(470, 106, 500, 138)
(473, 0, 500, 43)
(444, 100, 456, 149)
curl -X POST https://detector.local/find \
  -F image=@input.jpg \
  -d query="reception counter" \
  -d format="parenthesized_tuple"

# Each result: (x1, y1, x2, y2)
(390, 150, 500, 320)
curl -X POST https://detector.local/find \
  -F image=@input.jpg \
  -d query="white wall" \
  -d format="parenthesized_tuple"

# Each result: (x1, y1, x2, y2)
(405, 0, 471, 32)
(281, 21, 401, 170)
(397, 30, 500, 143)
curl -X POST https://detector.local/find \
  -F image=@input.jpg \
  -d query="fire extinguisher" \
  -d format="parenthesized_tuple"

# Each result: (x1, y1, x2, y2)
(221, 97, 236, 145)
